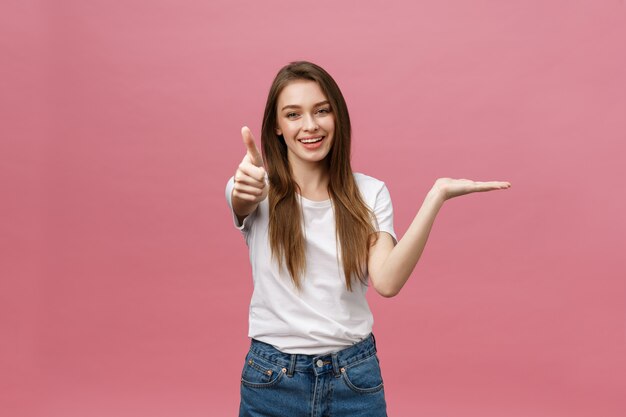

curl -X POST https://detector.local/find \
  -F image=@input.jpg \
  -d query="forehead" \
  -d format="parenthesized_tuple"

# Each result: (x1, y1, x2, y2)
(277, 80, 328, 108)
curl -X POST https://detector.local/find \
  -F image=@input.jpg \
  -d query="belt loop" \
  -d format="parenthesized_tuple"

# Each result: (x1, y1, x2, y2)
(287, 354, 296, 377)
(331, 353, 340, 377)
(371, 332, 376, 348)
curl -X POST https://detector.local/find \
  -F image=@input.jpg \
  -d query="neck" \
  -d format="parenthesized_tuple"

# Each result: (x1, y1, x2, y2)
(289, 158, 329, 196)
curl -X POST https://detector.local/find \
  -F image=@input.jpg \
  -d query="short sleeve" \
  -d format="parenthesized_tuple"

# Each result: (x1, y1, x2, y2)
(225, 176, 256, 234)
(373, 183, 397, 245)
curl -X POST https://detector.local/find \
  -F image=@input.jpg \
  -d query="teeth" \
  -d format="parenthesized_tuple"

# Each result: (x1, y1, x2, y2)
(300, 137, 323, 143)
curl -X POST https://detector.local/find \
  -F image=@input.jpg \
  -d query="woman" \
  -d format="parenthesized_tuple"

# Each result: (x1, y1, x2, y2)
(225, 61, 511, 416)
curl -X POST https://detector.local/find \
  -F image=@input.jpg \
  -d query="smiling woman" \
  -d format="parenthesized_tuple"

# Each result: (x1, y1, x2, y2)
(225, 61, 511, 417)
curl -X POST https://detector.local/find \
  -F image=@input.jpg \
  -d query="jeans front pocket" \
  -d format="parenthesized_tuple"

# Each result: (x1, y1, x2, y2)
(340, 353, 384, 394)
(240, 352, 286, 389)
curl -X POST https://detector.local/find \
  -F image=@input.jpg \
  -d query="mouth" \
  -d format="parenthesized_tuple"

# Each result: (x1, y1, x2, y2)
(297, 135, 325, 150)
(298, 136, 325, 144)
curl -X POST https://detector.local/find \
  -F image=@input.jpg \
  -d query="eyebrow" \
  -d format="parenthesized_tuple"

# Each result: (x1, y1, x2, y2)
(281, 100, 330, 111)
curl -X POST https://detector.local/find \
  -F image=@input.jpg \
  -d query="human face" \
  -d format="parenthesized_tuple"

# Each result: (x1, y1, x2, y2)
(275, 80, 335, 168)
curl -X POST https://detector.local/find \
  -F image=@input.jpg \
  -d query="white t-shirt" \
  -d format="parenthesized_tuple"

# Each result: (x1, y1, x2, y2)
(225, 172, 397, 355)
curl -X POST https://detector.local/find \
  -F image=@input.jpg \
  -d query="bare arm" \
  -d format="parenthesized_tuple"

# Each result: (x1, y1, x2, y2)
(232, 188, 261, 225)
(369, 178, 511, 297)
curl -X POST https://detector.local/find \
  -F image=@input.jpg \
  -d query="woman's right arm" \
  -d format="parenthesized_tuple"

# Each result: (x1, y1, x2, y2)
(231, 126, 269, 223)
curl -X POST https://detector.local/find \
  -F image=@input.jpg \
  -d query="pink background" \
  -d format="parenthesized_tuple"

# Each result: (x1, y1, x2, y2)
(2, 1, 625, 416)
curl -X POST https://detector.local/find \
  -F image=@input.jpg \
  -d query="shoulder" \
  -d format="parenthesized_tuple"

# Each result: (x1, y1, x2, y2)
(352, 172, 390, 207)
(353, 172, 387, 191)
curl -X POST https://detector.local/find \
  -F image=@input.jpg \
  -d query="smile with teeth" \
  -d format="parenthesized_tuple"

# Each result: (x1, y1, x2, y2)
(298, 136, 324, 143)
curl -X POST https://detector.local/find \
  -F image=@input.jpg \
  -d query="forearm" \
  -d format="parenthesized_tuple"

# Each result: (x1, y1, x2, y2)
(379, 187, 445, 296)
(232, 189, 260, 224)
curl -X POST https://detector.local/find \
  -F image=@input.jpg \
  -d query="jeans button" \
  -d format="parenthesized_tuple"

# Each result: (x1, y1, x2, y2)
(316, 359, 324, 367)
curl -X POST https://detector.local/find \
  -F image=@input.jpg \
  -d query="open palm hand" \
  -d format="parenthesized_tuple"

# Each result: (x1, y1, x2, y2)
(434, 177, 511, 201)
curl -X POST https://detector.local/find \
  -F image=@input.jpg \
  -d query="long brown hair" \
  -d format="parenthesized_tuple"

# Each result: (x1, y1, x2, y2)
(261, 61, 379, 291)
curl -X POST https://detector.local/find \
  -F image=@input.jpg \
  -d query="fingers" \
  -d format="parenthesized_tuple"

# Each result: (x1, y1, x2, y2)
(483, 181, 511, 188)
(233, 163, 268, 204)
(233, 182, 266, 197)
(233, 145, 269, 203)
(473, 181, 511, 191)
(242, 126, 263, 167)
(235, 161, 266, 186)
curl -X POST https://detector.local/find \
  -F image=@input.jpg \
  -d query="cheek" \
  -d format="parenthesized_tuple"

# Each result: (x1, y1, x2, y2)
(327, 116, 336, 130)
(326, 121, 336, 135)
(283, 122, 297, 133)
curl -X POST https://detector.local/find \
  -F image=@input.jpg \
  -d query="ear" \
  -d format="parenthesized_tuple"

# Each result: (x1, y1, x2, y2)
(275, 128, 282, 135)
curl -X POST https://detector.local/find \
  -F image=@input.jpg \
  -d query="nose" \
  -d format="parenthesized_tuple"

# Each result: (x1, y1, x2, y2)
(302, 113, 319, 132)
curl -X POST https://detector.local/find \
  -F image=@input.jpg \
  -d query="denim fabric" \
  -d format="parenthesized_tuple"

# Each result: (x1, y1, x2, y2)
(238, 333, 387, 417)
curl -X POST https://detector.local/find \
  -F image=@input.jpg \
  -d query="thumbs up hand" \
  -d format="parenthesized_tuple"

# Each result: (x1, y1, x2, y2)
(232, 127, 269, 209)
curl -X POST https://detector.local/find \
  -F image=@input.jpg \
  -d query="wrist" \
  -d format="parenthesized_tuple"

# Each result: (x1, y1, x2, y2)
(427, 185, 447, 205)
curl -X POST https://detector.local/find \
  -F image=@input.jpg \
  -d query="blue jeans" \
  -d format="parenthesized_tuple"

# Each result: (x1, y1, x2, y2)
(238, 333, 387, 417)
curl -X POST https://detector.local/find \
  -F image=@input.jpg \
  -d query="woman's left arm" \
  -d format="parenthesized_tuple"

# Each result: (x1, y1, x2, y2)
(368, 178, 511, 298)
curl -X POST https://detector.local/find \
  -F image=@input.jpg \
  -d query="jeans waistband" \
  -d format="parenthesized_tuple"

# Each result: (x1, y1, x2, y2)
(248, 333, 378, 377)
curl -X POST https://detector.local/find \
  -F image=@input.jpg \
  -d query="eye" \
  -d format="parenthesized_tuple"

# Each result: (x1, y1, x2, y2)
(286, 112, 299, 119)
(317, 107, 331, 115)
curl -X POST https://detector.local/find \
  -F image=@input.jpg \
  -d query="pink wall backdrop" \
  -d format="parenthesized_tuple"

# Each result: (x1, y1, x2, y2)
(2, 1, 625, 416)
